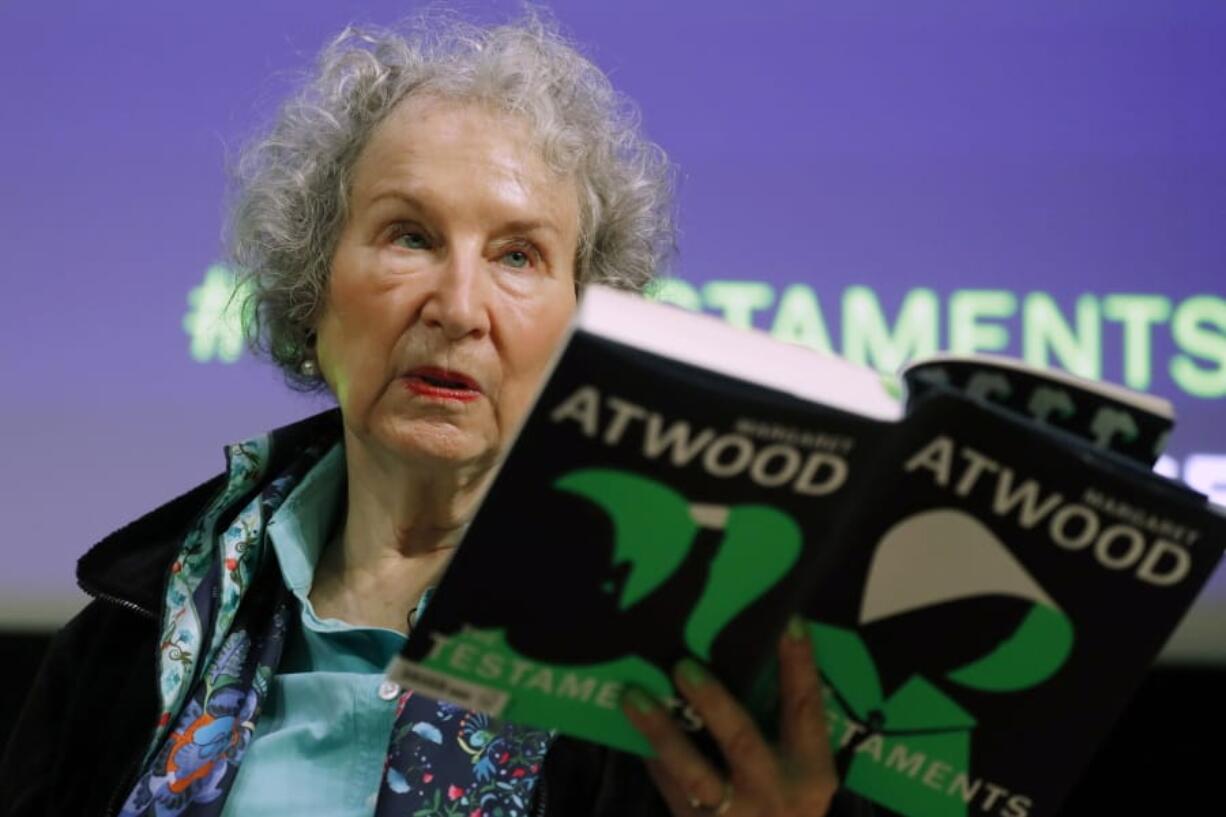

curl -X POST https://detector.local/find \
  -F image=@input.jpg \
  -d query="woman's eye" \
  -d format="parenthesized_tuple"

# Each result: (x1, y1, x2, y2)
(392, 230, 430, 250)
(500, 249, 533, 269)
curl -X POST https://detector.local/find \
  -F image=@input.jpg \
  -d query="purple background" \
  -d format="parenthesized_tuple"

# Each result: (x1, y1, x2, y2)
(2, 1, 1223, 659)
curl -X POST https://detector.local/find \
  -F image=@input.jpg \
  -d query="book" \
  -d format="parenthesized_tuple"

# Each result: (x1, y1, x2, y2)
(388, 285, 1225, 817)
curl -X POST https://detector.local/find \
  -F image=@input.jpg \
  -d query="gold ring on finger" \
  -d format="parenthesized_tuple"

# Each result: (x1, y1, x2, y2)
(688, 780, 734, 815)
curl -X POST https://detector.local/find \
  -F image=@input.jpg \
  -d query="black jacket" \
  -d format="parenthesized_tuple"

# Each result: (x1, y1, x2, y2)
(0, 413, 869, 817)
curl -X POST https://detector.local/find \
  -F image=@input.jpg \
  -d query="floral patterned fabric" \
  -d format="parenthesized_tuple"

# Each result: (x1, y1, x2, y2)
(118, 427, 552, 817)
(377, 691, 551, 817)
(151, 437, 274, 756)
(120, 601, 291, 817)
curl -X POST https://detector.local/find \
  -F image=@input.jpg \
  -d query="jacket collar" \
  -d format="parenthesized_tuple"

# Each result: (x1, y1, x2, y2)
(76, 409, 343, 617)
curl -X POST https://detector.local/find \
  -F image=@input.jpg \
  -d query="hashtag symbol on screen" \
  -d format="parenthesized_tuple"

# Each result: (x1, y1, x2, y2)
(183, 264, 248, 363)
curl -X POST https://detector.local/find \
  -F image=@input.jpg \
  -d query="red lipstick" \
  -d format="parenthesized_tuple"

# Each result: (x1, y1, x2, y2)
(402, 366, 482, 403)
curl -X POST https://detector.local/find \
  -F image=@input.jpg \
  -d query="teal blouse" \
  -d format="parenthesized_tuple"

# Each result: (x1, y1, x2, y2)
(220, 444, 407, 816)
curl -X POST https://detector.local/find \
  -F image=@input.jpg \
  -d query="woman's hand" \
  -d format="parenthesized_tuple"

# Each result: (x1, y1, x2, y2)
(621, 617, 838, 816)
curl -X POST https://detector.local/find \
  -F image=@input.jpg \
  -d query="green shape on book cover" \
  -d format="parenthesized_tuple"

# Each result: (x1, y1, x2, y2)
(813, 622, 976, 817)
(1089, 406, 1140, 448)
(685, 504, 802, 660)
(946, 604, 1073, 692)
(810, 623, 884, 716)
(557, 468, 803, 661)
(556, 468, 697, 610)
(1027, 386, 1075, 423)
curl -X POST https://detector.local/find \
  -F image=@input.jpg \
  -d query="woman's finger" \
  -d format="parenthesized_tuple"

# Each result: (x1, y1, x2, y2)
(643, 758, 719, 816)
(778, 616, 834, 762)
(672, 658, 781, 796)
(777, 616, 840, 814)
(621, 686, 727, 810)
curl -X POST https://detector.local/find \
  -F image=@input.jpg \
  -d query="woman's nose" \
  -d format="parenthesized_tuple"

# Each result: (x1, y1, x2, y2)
(420, 248, 491, 341)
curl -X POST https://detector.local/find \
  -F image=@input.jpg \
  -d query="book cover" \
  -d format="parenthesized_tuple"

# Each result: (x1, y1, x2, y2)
(390, 286, 1225, 817)
(784, 393, 1222, 817)
(394, 326, 886, 754)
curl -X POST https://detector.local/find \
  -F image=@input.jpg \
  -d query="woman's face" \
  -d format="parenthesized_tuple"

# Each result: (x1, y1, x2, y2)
(316, 96, 580, 470)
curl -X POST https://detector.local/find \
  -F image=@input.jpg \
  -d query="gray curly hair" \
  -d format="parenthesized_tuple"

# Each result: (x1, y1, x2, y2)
(228, 11, 676, 390)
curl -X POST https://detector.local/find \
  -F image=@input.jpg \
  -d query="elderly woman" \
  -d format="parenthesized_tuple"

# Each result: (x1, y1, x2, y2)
(1, 14, 858, 817)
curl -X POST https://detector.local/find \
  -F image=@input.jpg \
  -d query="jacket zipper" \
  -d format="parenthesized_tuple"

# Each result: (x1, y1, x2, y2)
(79, 471, 237, 815)
(77, 580, 158, 815)
(77, 579, 158, 620)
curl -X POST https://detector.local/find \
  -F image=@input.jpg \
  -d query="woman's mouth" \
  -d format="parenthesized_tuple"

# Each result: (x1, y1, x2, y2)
(402, 366, 483, 403)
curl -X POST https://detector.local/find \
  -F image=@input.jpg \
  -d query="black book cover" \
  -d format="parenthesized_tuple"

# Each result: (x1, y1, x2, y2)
(390, 286, 1225, 817)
